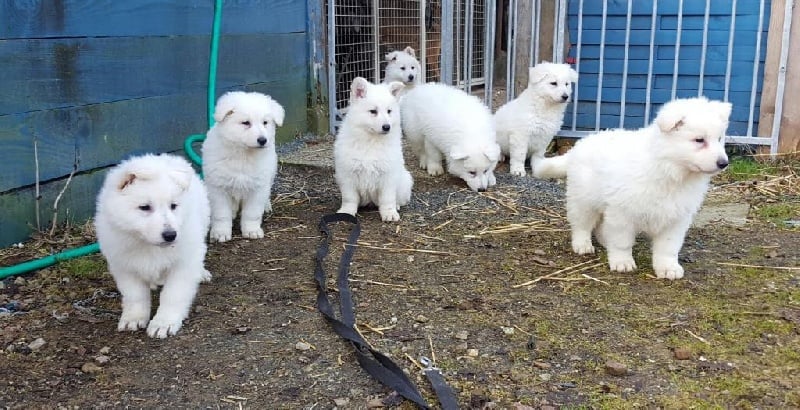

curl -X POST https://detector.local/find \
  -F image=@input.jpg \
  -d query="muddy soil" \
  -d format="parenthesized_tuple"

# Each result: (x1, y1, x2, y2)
(1, 150, 799, 409)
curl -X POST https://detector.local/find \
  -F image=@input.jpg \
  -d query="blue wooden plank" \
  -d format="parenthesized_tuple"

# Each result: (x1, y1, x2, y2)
(570, 0, 770, 17)
(576, 59, 733, 75)
(576, 29, 768, 46)
(0, 33, 307, 116)
(0, 0, 305, 39)
(655, 45, 767, 62)
(660, 14, 765, 31)
(576, 73, 761, 93)
(0, 70, 307, 193)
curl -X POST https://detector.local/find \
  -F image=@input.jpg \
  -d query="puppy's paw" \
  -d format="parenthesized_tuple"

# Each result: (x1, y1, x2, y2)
(242, 226, 265, 239)
(380, 209, 400, 222)
(146, 317, 183, 339)
(572, 240, 595, 255)
(654, 263, 684, 280)
(200, 269, 212, 283)
(209, 227, 232, 243)
(487, 172, 497, 187)
(608, 257, 637, 272)
(509, 165, 526, 177)
(427, 164, 445, 176)
(117, 309, 150, 332)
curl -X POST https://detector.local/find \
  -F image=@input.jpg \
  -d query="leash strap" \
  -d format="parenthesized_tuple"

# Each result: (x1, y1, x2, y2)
(315, 213, 431, 408)
(421, 357, 460, 410)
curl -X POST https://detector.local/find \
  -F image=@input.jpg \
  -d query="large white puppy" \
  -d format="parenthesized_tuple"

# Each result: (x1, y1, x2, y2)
(202, 91, 285, 242)
(334, 77, 413, 222)
(95, 154, 211, 338)
(382, 46, 423, 92)
(495, 62, 578, 176)
(401, 83, 501, 192)
(534, 97, 731, 279)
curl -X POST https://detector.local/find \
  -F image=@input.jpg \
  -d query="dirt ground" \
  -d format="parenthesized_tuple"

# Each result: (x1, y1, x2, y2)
(1, 142, 799, 409)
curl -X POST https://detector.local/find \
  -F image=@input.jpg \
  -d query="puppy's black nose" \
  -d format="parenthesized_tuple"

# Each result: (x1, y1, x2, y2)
(561, 94, 569, 102)
(382, 124, 391, 132)
(257, 136, 267, 146)
(477, 187, 487, 192)
(408, 74, 415, 82)
(717, 158, 729, 169)
(162, 230, 177, 243)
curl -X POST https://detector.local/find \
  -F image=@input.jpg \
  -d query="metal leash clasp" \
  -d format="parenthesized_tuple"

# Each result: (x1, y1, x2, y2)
(419, 356, 437, 371)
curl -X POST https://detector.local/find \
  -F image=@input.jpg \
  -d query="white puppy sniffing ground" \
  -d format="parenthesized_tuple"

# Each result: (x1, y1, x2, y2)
(534, 97, 731, 279)
(202, 91, 285, 242)
(401, 83, 501, 192)
(495, 62, 578, 176)
(382, 46, 423, 91)
(334, 77, 413, 222)
(95, 154, 211, 338)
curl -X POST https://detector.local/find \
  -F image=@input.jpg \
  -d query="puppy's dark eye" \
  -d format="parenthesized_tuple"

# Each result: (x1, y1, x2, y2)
(138, 205, 151, 211)
(387, 109, 392, 114)
(694, 137, 706, 144)
(242, 121, 251, 127)
(401, 66, 406, 70)
(263, 120, 269, 126)
(170, 203, 178, 210)
(468, 171, 477, 176)
(369, 109, 378, 115)
(550, 81, 558, 86)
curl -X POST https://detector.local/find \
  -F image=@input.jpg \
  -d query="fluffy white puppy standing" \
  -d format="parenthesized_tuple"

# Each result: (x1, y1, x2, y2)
(535, 97, 731, 279)
(401, 83, 501, 192)
(202, 91, 285, 242)
(334, 77, 413, 222)
(382, 46, 423, 92)
(95, 154, 211, 338)
(494, 62, 578, 176)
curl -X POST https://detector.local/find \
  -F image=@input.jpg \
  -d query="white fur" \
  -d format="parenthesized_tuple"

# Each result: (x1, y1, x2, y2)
(401, 83, 501, 192)
(202, 91, 285, 242)
(382, 46, 423, 94)
(95, 154, 211, 338)
(534, 97, 732, 279)
(495, 62, 578, 176)
(334, 77, 413, 222)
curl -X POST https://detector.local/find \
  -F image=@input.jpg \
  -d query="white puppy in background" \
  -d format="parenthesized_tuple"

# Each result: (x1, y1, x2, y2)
(382, 46, 423, 93)
(495, 62, 578, 176)
(202, 91, 285, 242)
(95, 154, 211, 338)
(401, 83, 501, 192)
(534, 97, 731, 279)
(334, 77, 413, 222)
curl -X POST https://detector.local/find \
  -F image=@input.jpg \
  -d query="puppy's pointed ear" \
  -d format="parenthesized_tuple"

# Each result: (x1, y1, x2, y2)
(655, 102, 686, 133)
(385, 51, 399, 62)
(568, 67, 579, 83)
(350, 77, 370, 101)
(710, 100, 732, 122)
(265, 96, 286, 127)
(387, 81, 405, 97)
(528, 65, 548, 85)
(449, 149, 469, 161)
(168, 168, 192, 192)
(484, 143, 501, 162)
(213, 91, 244, 123)
(403, 46, 416, 58)
(117, 172, 137, 191)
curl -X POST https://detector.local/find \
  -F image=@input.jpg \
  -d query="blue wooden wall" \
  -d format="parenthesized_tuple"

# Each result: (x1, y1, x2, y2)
(0, 0, 313, 248)
(565, 0, 770, 134)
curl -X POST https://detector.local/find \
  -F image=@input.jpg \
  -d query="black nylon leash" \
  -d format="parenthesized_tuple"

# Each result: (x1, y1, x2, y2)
(315, 213, 459, 409)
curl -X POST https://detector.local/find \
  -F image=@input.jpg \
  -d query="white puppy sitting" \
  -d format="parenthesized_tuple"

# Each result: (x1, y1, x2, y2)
(382, 46, 423, 92)
(202, 91, 285, 242)
(401, 83, 501, 192)
(534, 97, 731, 279)
(334, 77, 413, 222)
(95, 154, 211, 338)
(495, 62, 578, 176)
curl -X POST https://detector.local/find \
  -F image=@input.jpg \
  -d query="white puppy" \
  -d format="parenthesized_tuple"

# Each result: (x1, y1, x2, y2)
(382, 46, 423, 93)
(401, 83, 501, 192)
(95, 154, 211, 338)
(495, 62, 578, 176)
(534, 97, 731, 279)
(334, 77, 413, 222)
(202, 91, 285, 242)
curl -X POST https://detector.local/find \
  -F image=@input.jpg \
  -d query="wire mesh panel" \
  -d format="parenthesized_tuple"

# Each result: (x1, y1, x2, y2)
(329, 0, 377, 118)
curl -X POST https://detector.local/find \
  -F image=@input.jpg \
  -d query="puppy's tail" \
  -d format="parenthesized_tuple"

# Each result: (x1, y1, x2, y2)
(533, 153, 570, 179)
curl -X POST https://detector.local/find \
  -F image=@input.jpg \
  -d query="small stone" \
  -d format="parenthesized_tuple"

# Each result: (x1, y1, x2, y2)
(295, 341, 312, 351)
(455, 330, 469, 340)
(333, 397, 349, 406)
(28, 338, 46, 351)
(95, 355, 111, 364)
(99, 346, 111, 355)
(539, 373, 552, 381)
(466, 348, 479, 357)
(13, 276, 26, 286)
(674, 347, 692, 360)
(604, 361, 628, 377)
(81, 362, 102, 374)
(414, 314, 429, 323)
(533, 361, 551, 369)
(366, 398, 386, 408)
(456, 342, 468, 352)
(501, 326, 515, 335)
